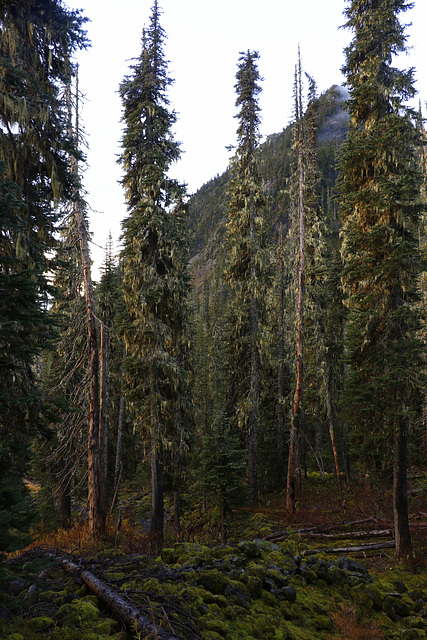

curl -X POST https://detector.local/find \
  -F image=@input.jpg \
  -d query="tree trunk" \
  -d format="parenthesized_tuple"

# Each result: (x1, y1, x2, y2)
(248, 188, 259, 504)
(287, 59, 304, 513)
(393, 419, 412, 559)
(173, 490, 180, 540)
(277, 226, 286, 488)
(99, 323, 108, 517)
(58, 459, 72, 526)
(113, 349, 126, 501)
(249, 288, 259, 504)
(150, 394, 164, 548)
(70, 72, 104, 536)
(46, 553, 180, 640)
(324, 369, 342, 497)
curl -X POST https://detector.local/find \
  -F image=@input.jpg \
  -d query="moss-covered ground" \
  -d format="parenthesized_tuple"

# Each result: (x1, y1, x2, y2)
(1, 471, 427, 640)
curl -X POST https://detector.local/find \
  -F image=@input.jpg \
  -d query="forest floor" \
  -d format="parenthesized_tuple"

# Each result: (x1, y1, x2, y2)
(2, 470, 427, 640)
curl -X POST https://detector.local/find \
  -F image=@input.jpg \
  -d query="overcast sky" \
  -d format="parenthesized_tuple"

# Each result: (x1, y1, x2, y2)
(65, 0, 427, 278)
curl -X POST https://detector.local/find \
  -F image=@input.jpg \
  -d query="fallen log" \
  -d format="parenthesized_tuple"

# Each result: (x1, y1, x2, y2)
(265, 526, 322, 541)
(46, 552, 180, 640)
(302, 541, 395, 557)
(264, 517, 378, 542)
(301, 529, 393, 540)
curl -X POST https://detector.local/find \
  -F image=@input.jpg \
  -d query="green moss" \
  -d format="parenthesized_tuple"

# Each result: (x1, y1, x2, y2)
(197, 569, 230, 595)
(142, 577, 160, 592)
(203, 592, 228, 607)
(205, 618, 230, 636)
(73, 598, 100, 621)
(27, 616, 54, 630)
(261, 589, 278, 607)
(54, 602, 82, 623)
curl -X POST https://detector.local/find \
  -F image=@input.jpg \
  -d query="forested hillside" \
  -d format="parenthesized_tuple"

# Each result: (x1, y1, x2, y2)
(1, 1, 427, 638)
(188, 84, 348, 286)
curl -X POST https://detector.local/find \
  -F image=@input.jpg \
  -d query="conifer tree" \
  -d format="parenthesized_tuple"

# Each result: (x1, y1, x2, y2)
(224, 50, 267, 504)
(286, 58, 305, 512)
(339, 0, 425, 558)
(0, 0, 87, 431)
(119, 1, 191, 546)
(0, 0, 87, 541)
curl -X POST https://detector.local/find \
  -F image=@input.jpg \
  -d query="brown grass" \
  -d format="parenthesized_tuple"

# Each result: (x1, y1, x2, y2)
(328, 605, 385, 640)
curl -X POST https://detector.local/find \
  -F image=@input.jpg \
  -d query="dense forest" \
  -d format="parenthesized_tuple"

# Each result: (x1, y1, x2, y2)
(2, 0, 427, 595)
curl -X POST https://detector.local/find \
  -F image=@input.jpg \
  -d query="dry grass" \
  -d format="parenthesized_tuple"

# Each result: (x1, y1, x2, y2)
(328, 605, 385, 640)
(21, 515, 157, 557)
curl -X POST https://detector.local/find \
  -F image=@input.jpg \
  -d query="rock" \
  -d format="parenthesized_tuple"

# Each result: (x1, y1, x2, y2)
(351, 584, 374, 612)
(298, 563, 317, 585)
(27, 616, 54, 630)
(312, 560, 329, 581)
(383, 594, 412, 620)
(338, 557, 370, 578)
(237, 541, 261, 559)
(406, 616, 427, 631)
(326, 565, 348, 586)
(281, 586, 297, 603)
(394, 580, 409, 594)
(402, 630, 421, 640)
(262, 577, 277, 594)
(25, 584, 37, 598)
(311, 614, 333, 631)
(0, 605, 11, 620)
(410, 590, 427, 604)
(7, 580, 26, 596)
(245, 576, 262, 598)
(365, 584, 383, 611)
(197, 570, 229, 595)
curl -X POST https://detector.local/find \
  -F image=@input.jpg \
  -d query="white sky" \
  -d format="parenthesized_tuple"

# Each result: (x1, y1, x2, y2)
(65, 0, 427, 278)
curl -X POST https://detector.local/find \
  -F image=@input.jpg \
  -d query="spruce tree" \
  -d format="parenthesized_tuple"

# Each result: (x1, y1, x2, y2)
(0, 0, 87, 429)
(225, 50, 267, 504)
(339, 0, 425, 558)
(119, 1, 191, 546)
(0, 0, 87, 541)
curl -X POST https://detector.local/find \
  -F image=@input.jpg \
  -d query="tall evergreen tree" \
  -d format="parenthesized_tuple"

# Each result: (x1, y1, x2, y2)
(119, 1, 191, 547)
(0, 0, 87, 431)
(224, 50, 267, 504)
(0, 0, 87, 543)
(286, 58, 305, 512)
(339, 0, 425, 558)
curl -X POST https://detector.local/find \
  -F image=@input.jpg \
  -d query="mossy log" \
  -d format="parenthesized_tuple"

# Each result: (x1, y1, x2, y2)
(46, 552, 180, 640)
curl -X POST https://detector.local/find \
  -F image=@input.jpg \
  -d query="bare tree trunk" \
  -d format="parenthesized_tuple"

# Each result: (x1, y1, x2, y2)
(393, 419, 412, 559)
(69, 71, 104, 536)
(287, 58, 304, 513)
